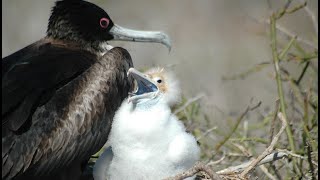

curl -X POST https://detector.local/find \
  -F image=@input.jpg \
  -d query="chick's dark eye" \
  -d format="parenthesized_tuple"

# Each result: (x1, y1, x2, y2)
(157, 79, 162, 83)
(100, 18, 110, 28)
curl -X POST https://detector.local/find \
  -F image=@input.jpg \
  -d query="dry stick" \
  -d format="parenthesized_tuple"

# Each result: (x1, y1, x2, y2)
(231, 142, 252, 157)
(280, 66, 317, 111)
(275, 0, 294, 19)
(239, 112, 287, 178)
(217, 151, 288, 175)
(252, 17, 317, 49)
(273, 1, 307, 21)
(207, 153, 225, 166)
(306, 141, 316, 180)
(295, 61, 310, 85)
(215, 101, 261, 152)
(277, 149, 318, 166)
(259, 164, 277, 180)
(221, 62, 271, 81)
(280, 1, 307, 16)
(298, 0, 318, 34)
(247, 1, 313, 50)
(214, 106, 248, 151)
(197, 126, 217, 141)
(268, 100, 282, 180)
(268, 100, 280, 146)
(163, 162, 222, 180)
(174, 94, 205, 115)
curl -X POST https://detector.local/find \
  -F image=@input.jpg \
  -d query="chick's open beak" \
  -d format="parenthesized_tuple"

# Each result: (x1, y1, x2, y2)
(127, 68, 158, 103)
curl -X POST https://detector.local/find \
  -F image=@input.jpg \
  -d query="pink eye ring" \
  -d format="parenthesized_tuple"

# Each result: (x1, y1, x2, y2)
(100, 18, 110, 28)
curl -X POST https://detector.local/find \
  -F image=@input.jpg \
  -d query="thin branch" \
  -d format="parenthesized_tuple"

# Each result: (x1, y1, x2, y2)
(163, 162, 222, 180)
(174, 94, 205, 115)
(222, 62, 271, 81)
(269, 100, 280, 146)
(240, 112, 287, 177)
(277, 148, 318, 166)
(197, 126, 217, 141)
(298, 0, 318, 34)
(231, 142, 252, 157)
(259, 164, 277, 180)
(274, 0, 294, 19)
(295, 61, 310, 85)
(306, 141, 316, 180)
(279, 1, 307, 17)
(270, 13, 296, 153)
(214, 101, 261, 152)
(279, 35, 297, 60)
(231, 137, 270, 144)
(217, 151, 288, 175)
(270, 163, 282, 180)
(250, 16, 317, 49)
(207, 153, 226, 166)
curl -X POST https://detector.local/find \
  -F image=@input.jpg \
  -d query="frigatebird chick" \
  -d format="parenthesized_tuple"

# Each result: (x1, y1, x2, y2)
(93, 67, 200, 180)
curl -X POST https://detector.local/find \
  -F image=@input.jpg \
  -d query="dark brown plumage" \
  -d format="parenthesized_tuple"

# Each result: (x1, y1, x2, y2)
(2, 42, 133, 179)
(2, 0, 170, 179)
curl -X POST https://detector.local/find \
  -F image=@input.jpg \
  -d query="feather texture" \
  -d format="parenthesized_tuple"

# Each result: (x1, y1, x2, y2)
(2, 42, 133, 180)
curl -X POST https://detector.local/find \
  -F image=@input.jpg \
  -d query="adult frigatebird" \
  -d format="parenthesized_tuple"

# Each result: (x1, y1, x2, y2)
(2, 0, 171, 179)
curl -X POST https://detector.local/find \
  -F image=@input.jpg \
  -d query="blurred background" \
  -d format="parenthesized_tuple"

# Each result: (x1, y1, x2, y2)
(2, 0, 317, 119)
(2, 0, 318, 178)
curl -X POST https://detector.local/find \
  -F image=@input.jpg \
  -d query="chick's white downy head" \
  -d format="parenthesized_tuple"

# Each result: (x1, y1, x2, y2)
(127, 67, 181, 107)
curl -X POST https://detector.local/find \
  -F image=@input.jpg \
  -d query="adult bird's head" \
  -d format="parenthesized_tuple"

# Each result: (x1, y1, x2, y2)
(47, 0, 171, 52)
(127, 67, 180, 107)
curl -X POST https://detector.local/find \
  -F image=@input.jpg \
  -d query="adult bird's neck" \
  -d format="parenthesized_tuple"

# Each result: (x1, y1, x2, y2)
(44, 35, 111, 56)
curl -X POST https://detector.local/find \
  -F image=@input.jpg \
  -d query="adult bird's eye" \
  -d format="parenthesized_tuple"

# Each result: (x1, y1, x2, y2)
(157, 79, 162, 83)
(100, 18, 110, 28)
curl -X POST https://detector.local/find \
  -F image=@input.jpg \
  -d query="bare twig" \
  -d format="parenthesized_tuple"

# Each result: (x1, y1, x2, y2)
(270, 163, 282, 180)
(174, 94, 205, 115)
(163, 162, 222, 180)
(207, 153, 226, 166)
(215, 101, 261, 152)
(269, 100, 280, 145)
(226, 153, 250, 158)
(231, 137, 269, 144)
(272, 1, 308, 22)
(277, 148, 318, 166)
(270, 13, 296, 153)
(298, 0, 318, 34)
(295, 61, 310, 85)
(222, 62, 271, 81)
(231, 142, 252, 157)
(240, 112, 287, 177)
(197, 126, 217, 141)
(217, 151, 288, 175)
(306, 141, 316, 180)
(251, 17, 317, 49)
(259, 164, 277, 180)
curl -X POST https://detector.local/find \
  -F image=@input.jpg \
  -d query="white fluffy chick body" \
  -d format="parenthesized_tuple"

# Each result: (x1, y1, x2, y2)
(93, 67, 200, 180)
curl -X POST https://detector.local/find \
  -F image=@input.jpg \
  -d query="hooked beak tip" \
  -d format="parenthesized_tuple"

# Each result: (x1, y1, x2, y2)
(160, 33, 172, 52)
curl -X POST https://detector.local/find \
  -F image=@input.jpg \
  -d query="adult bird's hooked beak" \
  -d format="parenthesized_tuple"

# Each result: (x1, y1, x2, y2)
(127, 68, 159, 103)
(110, 24, 171, 51)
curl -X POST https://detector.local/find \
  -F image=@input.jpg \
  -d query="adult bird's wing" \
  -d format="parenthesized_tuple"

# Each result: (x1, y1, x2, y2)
(2, 43, 133, 179)
(2, 40, 97, 133)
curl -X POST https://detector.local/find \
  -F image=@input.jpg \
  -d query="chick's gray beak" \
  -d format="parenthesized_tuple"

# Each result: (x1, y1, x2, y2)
(110, 24, 171, 51)
(127, 68, 158, 103)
